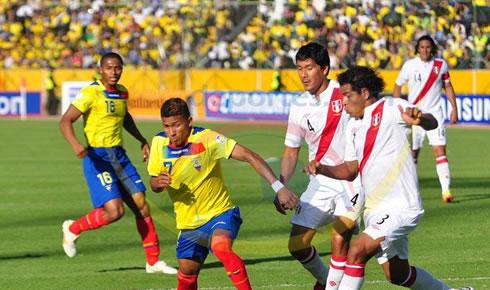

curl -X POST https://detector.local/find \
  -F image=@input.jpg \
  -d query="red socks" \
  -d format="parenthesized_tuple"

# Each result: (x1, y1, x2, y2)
(211, 235, 251, 290)
(69, 208, 109, 235)
(177, 271, 198, 290)
(136, 217, 160, 266)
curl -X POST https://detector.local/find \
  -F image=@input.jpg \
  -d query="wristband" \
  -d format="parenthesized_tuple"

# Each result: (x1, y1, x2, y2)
(271, 180, 285, 193)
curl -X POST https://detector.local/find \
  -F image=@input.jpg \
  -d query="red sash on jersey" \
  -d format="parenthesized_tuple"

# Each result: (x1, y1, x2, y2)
(412, 59, 443, 105)
(359, 100, 385, 175)
(314, 88, 344, 161)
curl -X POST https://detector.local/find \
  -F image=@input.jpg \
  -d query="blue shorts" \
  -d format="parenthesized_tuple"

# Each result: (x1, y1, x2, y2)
(176, 207, 242, 262)
(83, 146, 146, 208)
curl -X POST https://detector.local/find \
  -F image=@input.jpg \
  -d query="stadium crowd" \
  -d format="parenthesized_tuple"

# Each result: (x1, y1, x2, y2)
(0, 0, 488, 70)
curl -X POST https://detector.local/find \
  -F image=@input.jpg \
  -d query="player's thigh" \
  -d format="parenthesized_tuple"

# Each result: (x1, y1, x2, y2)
(364, 210, 423, 265)
(347, 233, 382, 263)
(291, 190, 338, 230)
(82, 155, 122, 208)
(106, 147, 146, 195)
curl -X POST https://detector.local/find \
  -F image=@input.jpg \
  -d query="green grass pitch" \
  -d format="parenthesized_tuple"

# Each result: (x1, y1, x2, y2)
(0, 119, 488, 289)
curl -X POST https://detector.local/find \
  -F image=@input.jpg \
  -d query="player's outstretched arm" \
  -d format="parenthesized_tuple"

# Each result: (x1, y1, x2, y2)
(280, 146, 300, 185)
(304, 160, 358, 181)
(230, 143, 299, 213)
(59, 105, 86, 159)
(123, 113, 149, 162)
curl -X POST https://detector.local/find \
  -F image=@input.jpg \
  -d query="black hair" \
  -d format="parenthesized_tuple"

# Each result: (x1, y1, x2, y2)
(161, 98, 191, 119)
(415, 34, 438, 56)
(100, 52, 124, 67)
(337, 66, 385, 100)
(295, 42, 330, 69)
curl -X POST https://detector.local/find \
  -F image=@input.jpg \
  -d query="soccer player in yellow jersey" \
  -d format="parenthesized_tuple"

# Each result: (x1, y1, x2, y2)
(147, 98, 299, 290)
(59, 52, 176, 274)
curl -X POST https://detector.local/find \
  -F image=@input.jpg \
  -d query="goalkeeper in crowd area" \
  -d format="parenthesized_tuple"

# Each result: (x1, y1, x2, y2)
(147, 98, 299, 290)
(59, 52, 176, 274)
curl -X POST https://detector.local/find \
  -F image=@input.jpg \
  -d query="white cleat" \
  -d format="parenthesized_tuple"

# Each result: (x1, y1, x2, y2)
(146, 261, 178, 274)
(450, 287, 474, 290)
(62, 220, 79, 258)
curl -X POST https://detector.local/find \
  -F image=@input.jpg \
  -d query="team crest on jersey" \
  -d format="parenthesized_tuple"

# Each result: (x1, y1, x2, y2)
(331, 99, 343, 114)
(372, 112, 381, 127)
(192, 157, 202, 171)
(433, 66, 439, 74)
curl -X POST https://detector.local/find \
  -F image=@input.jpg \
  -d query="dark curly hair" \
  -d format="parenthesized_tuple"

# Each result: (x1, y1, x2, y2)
(295, 42, 330, 69)
(337, 66, 385, 100)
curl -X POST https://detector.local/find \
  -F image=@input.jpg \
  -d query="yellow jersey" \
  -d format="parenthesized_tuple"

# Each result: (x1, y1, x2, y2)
(72, 81, 128, 147)
(147, 127, 237, 230)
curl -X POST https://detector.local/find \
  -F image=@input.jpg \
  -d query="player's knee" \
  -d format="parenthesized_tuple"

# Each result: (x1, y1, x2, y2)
(346, 243, 367, 264)
(105, 206, 124, 222)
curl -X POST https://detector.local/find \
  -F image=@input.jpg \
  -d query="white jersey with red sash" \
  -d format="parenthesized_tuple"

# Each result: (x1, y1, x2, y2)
(345, 97, 423, 215)
(285, 80, 351, 194)
(395, 57, 450, 113)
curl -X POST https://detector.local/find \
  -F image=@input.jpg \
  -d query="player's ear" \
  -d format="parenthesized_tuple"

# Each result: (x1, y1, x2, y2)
(188, 117, 193, 128)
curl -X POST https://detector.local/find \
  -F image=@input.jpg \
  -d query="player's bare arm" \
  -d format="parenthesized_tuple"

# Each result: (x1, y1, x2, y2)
(393, 84, 402, 98)
(280, 146, 300, 185)
(123, 113, 150, 162)
(305, 160, 358, 181)
(230, 143, 299, 213)
(150, 172, 172, 193)
(444, 81, 459, 124)
(398, 105, 438, 130)
(59, 104, 86, 158)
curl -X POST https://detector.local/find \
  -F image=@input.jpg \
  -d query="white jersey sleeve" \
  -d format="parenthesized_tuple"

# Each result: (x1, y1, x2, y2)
(285, 103, 304, 148)
(395, 61, 410, 86)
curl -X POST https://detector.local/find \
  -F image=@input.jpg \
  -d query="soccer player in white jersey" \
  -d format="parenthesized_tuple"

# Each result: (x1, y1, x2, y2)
(278, 42, 363, 290)
(393, 34, 458, 203)
(306, 66, 472, 290)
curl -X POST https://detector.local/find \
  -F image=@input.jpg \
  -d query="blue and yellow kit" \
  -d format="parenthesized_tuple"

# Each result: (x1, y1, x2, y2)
(147, 127, 238, 230)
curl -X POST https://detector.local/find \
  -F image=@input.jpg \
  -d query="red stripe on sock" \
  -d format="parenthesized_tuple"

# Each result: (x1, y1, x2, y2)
(332, 255, 347, 262)
(344, 262, 365, 277)
(329, 262, 345, 270)
(436, 158, 448, 164)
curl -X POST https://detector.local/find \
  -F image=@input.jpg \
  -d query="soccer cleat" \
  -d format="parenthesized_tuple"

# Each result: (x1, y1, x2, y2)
(146, 260, 178, 274)
(62, 220, 79, 258)
(442, 191, 454, 203)
(450, 287, 474, 290)
(313, 281, 325, 290)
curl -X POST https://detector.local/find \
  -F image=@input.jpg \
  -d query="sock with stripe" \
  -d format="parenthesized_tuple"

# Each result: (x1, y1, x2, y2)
(435, 156, 451, 192)
(300, 246, 329, 286)
(177, 271, 198, 290)
(338, 262, 365, 290)
(406, 266, 450, 290)
(211, 235, 251, 290)
(136, 217, 160, 266)
(69, 208, 109, 235)
(325, 255, 347, 289)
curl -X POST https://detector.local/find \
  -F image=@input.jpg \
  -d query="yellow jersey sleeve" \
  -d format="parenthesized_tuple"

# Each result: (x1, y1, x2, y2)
(205, 131, 237, 160)
(72, 86, 96, 113)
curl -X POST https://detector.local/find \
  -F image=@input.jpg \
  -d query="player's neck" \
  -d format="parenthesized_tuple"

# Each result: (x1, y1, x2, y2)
(313, 79, 329, 100)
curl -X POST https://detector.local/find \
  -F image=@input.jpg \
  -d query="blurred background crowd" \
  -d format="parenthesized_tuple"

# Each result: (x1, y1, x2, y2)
(0, 0, 489, 70)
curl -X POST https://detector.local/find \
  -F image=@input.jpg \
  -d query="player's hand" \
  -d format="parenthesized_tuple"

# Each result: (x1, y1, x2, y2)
(72, 143, 87, 159)
(303, 160, 320, 175)
(152, 172, 172, 190)
(450, 109, 458, 124)
(275, 187, 299, 215)
(273, 194, 287, 215)
(141, 143, 150, 163)
(399, 105, 422, 125)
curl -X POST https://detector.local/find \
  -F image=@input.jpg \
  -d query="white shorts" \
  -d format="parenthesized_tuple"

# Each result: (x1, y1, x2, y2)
(363, 209, 424, 264)
(412, 109, 446, 150)
(291, 179, 364, 230)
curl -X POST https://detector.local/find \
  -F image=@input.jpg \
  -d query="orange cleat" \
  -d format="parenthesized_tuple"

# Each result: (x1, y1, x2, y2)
(442, 191, 454, 203)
